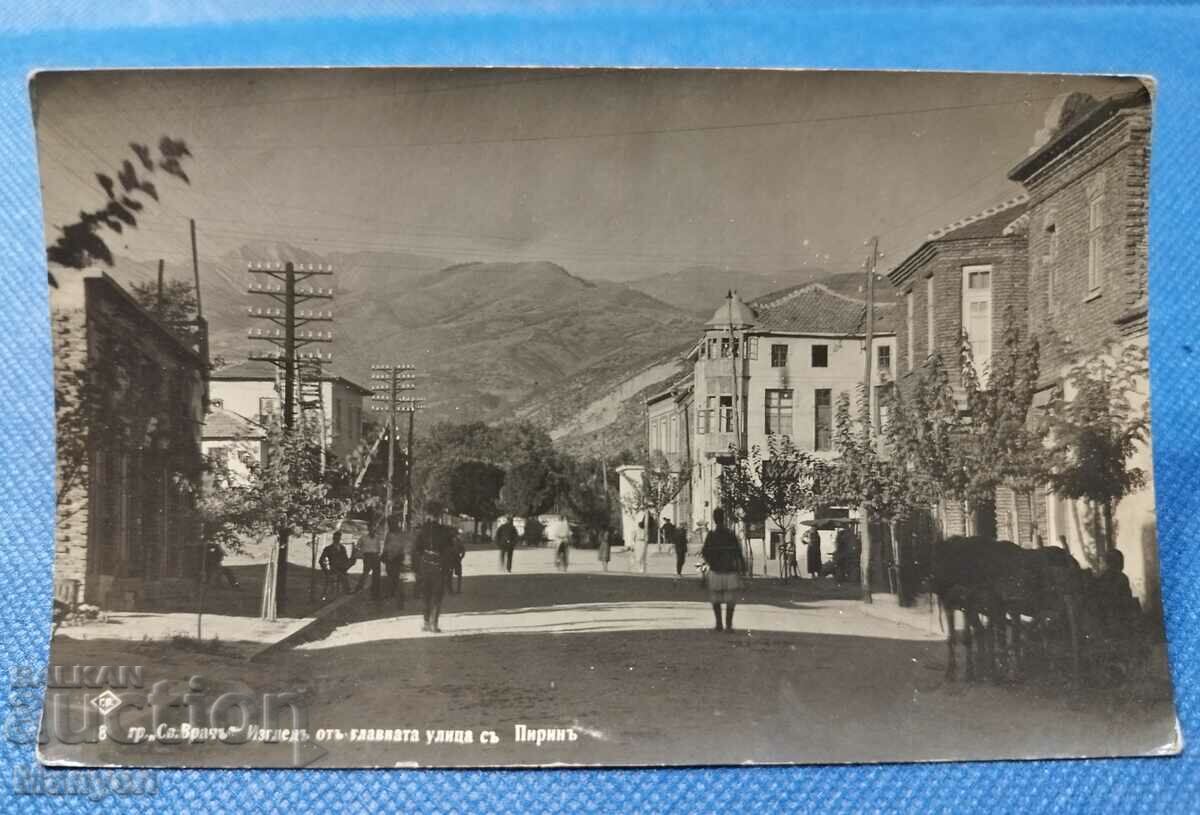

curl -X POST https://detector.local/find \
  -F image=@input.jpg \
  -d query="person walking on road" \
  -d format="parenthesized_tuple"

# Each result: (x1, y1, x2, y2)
(701, 508, 747, 633)
(318, 529, 354, 601)
(598, 529, 612, 572)
(496, 516, 518, 573)
(416, 514, 454, 633)
(666, 519, 688, 576)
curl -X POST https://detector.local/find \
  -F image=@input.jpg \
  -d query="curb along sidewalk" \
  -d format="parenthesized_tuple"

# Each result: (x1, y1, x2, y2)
(854, 593, 943, 637)
(53, 590, 365, 662)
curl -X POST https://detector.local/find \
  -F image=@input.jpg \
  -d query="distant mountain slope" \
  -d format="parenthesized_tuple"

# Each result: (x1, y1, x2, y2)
(624, 265, 812, 315)
(102, 245, 891, 458)
(106, 247, 704, 438)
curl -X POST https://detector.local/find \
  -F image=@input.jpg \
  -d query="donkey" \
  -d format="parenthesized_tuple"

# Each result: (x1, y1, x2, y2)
(932, 536, 1009, 682)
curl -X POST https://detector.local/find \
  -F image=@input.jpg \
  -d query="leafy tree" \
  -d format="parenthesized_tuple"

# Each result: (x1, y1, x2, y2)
(198, 418, 348, 620)
(560, 456, 616, 546)
(620, 451, 687, 548)
(959, 308, 1048, 541)
(47, 137, 192, 286)
(447, 459, 505, 533)
(822, 389, 913, 602)
(129, 279, 198, 325)
(887, 353, 973, 535)
(1041, 344, 1150, 560)
(499, 460, 557, 519)
(720, 436, 825, 543)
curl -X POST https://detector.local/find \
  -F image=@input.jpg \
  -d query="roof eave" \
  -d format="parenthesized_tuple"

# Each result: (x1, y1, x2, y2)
(1008, 87, 1150, 183)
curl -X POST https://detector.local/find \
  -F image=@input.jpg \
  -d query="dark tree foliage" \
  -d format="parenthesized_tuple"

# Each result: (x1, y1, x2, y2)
(47, 137, 192, 286)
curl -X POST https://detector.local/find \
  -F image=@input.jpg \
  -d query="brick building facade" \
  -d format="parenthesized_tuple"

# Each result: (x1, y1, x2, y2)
(1009, 86, 1157, 608)
(53, 272, 208, 610)
(888, 196, 1031, 543)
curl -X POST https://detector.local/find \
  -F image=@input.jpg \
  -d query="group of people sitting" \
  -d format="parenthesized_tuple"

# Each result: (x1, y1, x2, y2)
(319, 511, 466, 633)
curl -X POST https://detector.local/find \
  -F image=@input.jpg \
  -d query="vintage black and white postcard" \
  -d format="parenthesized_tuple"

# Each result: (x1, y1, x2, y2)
(34, 68, 1178, 767)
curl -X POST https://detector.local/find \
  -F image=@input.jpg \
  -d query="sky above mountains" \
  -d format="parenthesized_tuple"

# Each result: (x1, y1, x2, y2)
(35, 68, 1139, 285)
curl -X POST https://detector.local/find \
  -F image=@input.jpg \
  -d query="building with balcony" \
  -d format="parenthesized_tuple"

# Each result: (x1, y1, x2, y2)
(680, 285, 896, 565)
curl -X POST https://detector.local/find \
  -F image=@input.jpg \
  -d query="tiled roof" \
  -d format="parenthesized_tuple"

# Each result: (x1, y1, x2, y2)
(704, 290, 758, 329)
(211, 359, 277, 380)
(750, 283, 896, 336)
(925, 195, 1029, 242)
(203, 407, 266, 440)
(212, 359, 370, 393)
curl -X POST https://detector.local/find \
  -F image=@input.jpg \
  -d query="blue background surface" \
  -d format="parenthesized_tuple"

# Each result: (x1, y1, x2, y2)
(0, 2, 1196, 811)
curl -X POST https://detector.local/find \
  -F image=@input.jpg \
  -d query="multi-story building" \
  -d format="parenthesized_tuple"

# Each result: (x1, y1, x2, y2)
(52, 272, 208, 610)
(888, 195, 1031, 542)
(209, 359, 371, 464)
(681, 285, 896, 568)
(644, 375, 693, 541)
(1009, 85, 1157, 607)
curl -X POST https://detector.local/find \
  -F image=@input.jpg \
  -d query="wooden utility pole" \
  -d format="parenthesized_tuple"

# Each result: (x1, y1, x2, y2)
(369, 365, 422, 529)
(860, 237, 879, 604)
(189, 219, 203, 318)
(155, 258, 165, 316)
(404, 405, 419, 530)
(247, 261, 334, 618)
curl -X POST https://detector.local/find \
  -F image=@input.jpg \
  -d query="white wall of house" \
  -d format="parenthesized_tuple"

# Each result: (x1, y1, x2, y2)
(209, 377, 366, 462)
(1042, 335, 1157, 607)
(684, 331, 895, 556)
(200, 438, 264, 483)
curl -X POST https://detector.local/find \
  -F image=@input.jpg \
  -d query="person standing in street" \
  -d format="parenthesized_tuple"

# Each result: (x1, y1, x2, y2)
(804, 526, 823, 579)
(598, 529, 612, 572)
(416, 513, 454, 632)
(496, 516, 518, 573)
(632, 514, 650, 574)
(701, 508, 747, 632)
(383, 514, 407, 609)
(202, 541, 240, 590)
(354, 515, 386, 600)
(319, 529, 354, 600)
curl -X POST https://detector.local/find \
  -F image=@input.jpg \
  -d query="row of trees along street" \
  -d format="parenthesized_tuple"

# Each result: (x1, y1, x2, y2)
(715, 306, 1149, 604)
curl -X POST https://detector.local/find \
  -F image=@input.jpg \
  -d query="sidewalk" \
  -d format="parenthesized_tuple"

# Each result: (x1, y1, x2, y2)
(855, 592, 943, 636)
(53, 584, 364, 660)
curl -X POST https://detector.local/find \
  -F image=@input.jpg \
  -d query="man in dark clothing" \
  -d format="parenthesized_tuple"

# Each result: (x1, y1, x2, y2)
(701, 508, 747, 632)
(417, 516, 455, 632)
(444, 530, 466, 594)
(203, 542, 240, 589)
(496, 517, 518, 573)
(666, 519, 688, 576)
(319, 531, 354, 600)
